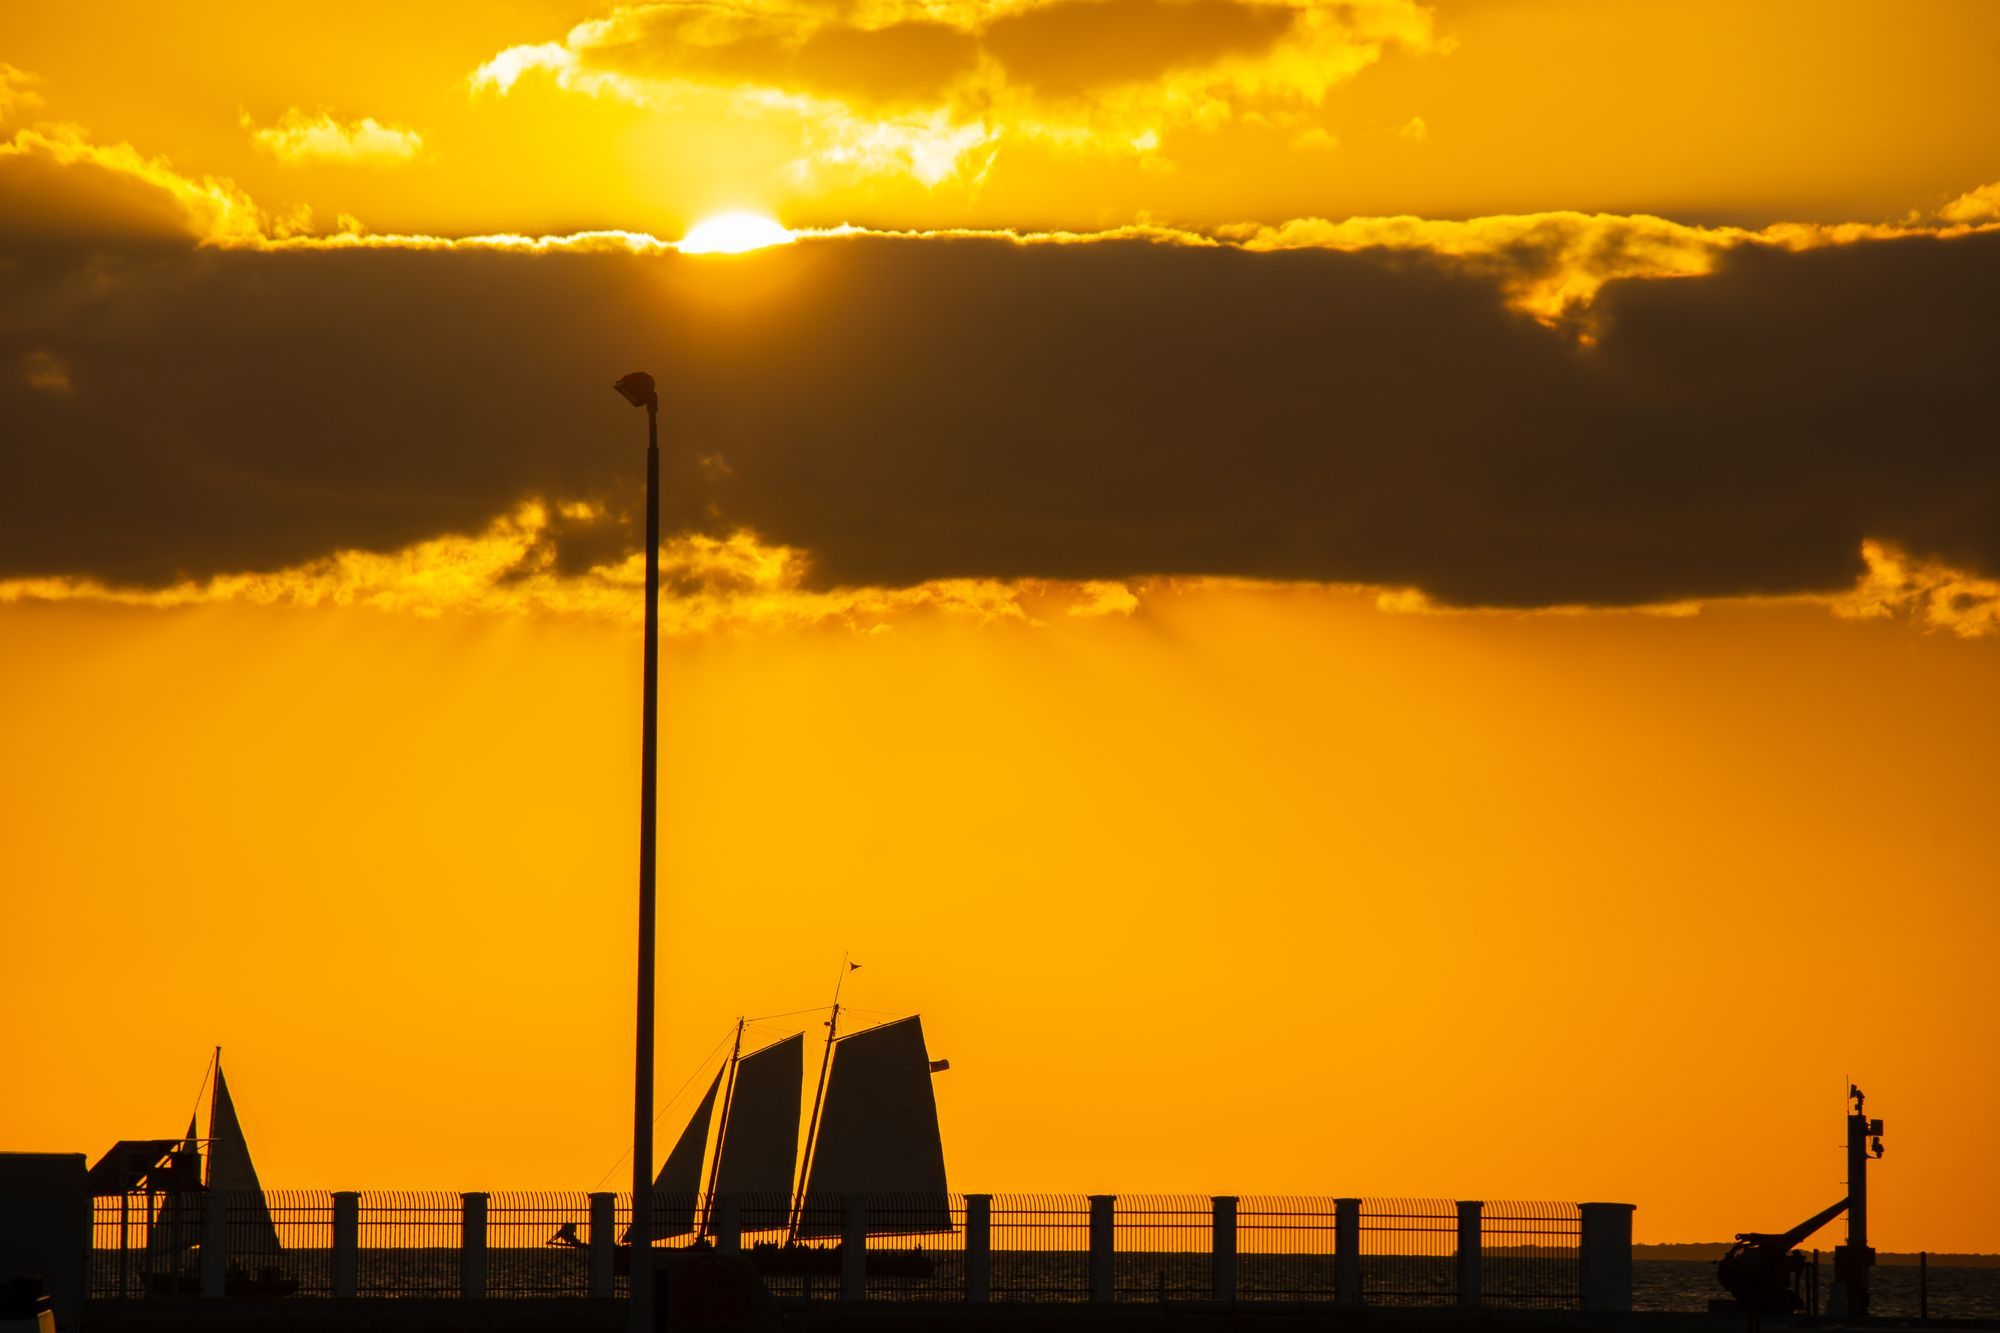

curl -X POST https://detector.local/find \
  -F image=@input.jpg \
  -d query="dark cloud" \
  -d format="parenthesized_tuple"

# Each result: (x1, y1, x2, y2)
(3, 227, 1998, 606)
(588, 6, 980, 108)
(563, 0, 1308, 108)
(793, 21, 985, 105)
(0, 146, 202, 249)
(983, 0, 1298, 96)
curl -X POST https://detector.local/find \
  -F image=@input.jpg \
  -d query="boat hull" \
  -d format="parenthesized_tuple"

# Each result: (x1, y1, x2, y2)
(614, 1242, 934, 1280)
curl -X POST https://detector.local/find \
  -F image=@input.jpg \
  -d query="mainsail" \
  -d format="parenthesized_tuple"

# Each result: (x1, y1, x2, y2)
(642, 1066, 722, 1240)
(712, 1033, 802, 1231)
(206, 1061, 283, 1257)
(797, 1016, 950, 1237)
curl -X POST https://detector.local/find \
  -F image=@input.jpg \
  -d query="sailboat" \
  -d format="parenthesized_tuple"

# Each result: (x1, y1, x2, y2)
(86, 1047, 294, 1297)
(608, 993, 952, 1279)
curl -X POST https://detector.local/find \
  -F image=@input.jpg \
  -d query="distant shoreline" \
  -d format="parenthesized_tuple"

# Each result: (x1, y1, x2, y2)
(1637, 1244, 2000, 1267)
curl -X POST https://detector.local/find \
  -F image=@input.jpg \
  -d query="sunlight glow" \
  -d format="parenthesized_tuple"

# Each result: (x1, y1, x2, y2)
(678, 211, 795, 255)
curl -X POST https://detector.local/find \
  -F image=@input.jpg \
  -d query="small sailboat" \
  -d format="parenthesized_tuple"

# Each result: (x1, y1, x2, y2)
(86, 1048, 294, 1297)
(604, 974, 952, 1278)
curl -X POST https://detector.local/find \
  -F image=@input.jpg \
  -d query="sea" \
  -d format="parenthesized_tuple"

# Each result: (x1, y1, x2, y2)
(89, 1250, 2000, 1319)
(1634, 1259, 2000, 1320)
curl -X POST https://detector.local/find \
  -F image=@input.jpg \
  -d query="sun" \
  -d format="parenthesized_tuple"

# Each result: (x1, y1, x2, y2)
(678, 211, 797, 255)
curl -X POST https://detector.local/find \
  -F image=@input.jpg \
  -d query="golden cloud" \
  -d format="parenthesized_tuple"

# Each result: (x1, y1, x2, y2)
(0, 63, 43, 128)
(0, 501, 1142, 635)
(13, 81, 1998, 334)
(1230, 210, 2000, 329)
(1834, 541, 2000, 639)
(14, 120, 1994, 333)
(1939, 180, 2000, 225)
(244, 209, 2000, 335)
(470, 0, 1439, 186)
(6, 501, 1984, 640)
(1346, 547, 2000, 640)
(0, 120, 267, 244)
(245, 108, 426, 167)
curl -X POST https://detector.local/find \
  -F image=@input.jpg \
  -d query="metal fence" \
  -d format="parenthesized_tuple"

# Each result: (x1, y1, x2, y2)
(1113, 1195, 1211, 1302)
(1237, 1195, 1340, 1300)
(856, 1192, 968, 1303)
(989, 1194, 1090, 1302)
(1358, 1197, 1458, 1306)
(89, 1191, 1598, 1308)
(485, 1193, 598, 1297)
(356, 1191, 459, 1297)
(1482, 1199, 1582, 1308)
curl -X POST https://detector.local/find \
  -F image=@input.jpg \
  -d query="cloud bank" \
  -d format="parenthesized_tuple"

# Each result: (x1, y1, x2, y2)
(5, 82, 1999, 625)
(6, 221, 2000, 615)
(471, 0, 1439, 185)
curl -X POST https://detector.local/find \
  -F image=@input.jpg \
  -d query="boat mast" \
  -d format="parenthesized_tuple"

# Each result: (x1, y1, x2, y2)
(204, 1046, 221, 1187)
(698, 1019, 745, 1241)
(788, 953, 850, 1240)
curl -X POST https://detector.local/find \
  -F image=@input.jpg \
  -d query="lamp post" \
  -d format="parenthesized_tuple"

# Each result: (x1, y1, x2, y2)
(613, 370, 660, 1333)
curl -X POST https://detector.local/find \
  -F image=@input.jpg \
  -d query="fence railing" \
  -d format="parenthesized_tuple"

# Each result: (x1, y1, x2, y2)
(88, 1191, 1626, 1309)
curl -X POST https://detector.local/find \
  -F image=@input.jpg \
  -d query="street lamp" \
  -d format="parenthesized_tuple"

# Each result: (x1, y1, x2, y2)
(613, 370, 660, 1333)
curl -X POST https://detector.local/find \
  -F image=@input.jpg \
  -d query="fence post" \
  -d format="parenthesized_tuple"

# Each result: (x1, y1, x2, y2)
(1335, 1198, 1362, 1304)
(200, 1189, 228, 1298)
(587, 1192, 615, 1298)
(965, 1195, 991, 1302)
(714, 1195, 742, 1256)
(1579, 1202, 1635, 1312)
(841, 1195, 867, 1301)
(332, 1192, 359, 1298)
(461, 1193, 488, 1299)
(1211, 1196, 1238, 1303)
(1089, 1195, 1115, 1304)
(1456, 1200, 1483, 1308)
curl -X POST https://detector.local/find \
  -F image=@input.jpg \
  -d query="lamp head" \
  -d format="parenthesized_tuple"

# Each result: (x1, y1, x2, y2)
(613, 372, 658, 409)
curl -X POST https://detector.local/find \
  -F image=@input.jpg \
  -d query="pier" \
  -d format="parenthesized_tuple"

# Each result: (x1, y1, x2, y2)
(70, 1190, 1631, 1310)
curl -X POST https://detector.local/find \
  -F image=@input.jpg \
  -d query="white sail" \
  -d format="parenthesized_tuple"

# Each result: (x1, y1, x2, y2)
(798, 1016, 950, 1237)
(713, 1032, 802, 1231)
(206, 1062, 283, 1257)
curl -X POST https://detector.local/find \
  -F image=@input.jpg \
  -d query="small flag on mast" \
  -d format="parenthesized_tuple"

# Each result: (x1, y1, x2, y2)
(929, 1059, 950, 1073)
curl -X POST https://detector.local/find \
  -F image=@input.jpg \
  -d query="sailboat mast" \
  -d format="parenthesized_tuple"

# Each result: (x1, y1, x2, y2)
(788, 954, 850, 1240)
(698, 1019, 745, 1240)
(204, 1046, 221, 1187)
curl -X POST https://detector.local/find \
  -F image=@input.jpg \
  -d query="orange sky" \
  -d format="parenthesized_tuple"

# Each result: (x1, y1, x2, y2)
(5, 0, 2000, 1251)
(7, 0, 2000, 235)
(6, 581, 1998, 1246)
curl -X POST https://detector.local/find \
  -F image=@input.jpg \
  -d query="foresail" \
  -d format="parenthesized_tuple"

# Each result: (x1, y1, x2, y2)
(207, 1065, 283, 1256)
(644, 1066, 721, 1239)
(146, 1114, 203, 1256)
(799, 1016, 950, 1237)
(713, 1032, 802, 1231)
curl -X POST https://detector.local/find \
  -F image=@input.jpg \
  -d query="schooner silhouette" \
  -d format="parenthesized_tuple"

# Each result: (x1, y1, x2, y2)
(597, 970, 951, 1277)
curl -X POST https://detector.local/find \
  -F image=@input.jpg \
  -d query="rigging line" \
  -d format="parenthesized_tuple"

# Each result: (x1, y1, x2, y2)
(742, 1004, 835, 1024)
(740, 1019, 798, 1034)
(183, 1048, 217, 1140)
(591, 1028, 736, 1190)
(739, 1026, 802, 1047)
